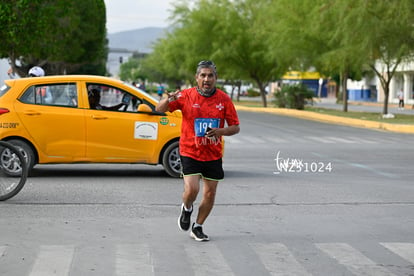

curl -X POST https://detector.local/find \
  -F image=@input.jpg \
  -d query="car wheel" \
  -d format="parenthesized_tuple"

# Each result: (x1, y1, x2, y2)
(7, 140, 35, 175)
(162, 141, 181, 178)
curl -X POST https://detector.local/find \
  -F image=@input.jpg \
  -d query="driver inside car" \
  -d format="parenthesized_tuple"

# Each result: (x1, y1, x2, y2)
(88, 88, 126, 111)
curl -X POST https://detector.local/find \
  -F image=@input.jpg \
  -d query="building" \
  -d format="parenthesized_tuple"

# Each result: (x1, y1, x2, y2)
(347, 60, 414, 105)
(106, 48, 134, 78)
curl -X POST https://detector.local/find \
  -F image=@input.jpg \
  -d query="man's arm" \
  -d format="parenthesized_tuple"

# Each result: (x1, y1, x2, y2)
(155, 96, 170, 113)
(156, 90, 180, 112)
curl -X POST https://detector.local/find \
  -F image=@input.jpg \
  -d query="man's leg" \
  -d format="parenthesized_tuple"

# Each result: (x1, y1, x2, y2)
(196, 179, 218, 225)
(178, 175, 201, 231)
(182, 175, 201, 209)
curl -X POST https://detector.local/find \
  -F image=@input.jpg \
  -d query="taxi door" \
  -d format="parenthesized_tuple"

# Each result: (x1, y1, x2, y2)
(85, 109, 160, 162)
(14, 83, 86, 161)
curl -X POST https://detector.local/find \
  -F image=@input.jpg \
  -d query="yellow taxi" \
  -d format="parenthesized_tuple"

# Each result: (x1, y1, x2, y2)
(0, 75, 182, 177)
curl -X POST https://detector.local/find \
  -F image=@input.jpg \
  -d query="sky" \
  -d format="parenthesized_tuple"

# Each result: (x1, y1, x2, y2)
(104, 0, 176, 34)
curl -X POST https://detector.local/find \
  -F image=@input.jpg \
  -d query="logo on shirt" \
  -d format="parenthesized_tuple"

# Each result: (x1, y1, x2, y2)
(192, 103, 201, 108)
(216, 103, 224, 111)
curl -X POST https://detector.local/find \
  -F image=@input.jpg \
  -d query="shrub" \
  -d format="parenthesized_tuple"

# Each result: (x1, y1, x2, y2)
(273, 83, 314, 110)
(247, 88, 261, 97)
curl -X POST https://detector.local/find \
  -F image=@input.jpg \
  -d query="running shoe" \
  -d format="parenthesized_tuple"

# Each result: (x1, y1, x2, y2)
(178, 203, 192, 231)
(190, 223, 209, 241)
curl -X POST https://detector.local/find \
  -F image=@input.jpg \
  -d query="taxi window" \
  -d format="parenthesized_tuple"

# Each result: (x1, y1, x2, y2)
(0, 84, 11, 97)
(20, 83, 78, 107)
(87, 83, 143, 112)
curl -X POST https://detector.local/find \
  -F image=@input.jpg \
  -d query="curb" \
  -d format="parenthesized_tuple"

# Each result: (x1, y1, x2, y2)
(235, 105, 414, 134)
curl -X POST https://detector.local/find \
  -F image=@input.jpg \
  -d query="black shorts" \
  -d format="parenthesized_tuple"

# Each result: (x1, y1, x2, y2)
(180, 156, 224, 181)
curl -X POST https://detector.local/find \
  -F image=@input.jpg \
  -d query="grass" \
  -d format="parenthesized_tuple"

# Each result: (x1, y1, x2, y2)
(233, 100, 414, 125)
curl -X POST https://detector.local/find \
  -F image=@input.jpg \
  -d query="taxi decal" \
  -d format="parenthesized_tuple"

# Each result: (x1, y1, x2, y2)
(0, 122, 19, 128)
(134, 121, 158, 140)
(160, 117, 169, 125)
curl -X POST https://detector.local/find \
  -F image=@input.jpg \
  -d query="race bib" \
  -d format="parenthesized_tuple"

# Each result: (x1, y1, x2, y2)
(194, 118, 220, 137)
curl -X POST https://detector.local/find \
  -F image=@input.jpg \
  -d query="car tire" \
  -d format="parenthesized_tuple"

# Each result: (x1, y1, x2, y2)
(7, 140, 35, 174)
(162, 141, 181, 178)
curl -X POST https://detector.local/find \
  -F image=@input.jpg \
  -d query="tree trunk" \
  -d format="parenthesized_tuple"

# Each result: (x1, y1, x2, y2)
(260, 87, 267, 107)
(383, 86, 389, 114)
(342, 70, 348, 112)
(230, 85, 235, 100)
(236, 82, 241, 102)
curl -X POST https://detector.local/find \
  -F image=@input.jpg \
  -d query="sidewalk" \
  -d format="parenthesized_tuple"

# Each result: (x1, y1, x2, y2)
(235, 97, 414, 134)
(313, 98, 414, 115)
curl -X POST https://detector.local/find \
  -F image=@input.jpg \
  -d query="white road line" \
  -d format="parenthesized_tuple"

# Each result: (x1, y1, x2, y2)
(248, 136, 266, 144)
(347, 136, 377, 144)
(116, 244, 154, 276)
(264, 136, 288, 144)
(316, 243, 396, 276)
(224, 136, 242, 144)
(184, 243, 234, 276)
(381, 243, 414, 264)
(305, 136, 335, 143)
(250, 243, 312, 276)
(325, 136, 357, 143)
(30, 245, 75, 276)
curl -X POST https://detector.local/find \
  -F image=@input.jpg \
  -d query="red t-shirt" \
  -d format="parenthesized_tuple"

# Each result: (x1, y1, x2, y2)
(169, 87, 239, 161)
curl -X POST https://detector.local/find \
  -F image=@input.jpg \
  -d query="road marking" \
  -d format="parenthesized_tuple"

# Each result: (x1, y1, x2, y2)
(224, 136, 242, 144)
(250, 242, 312, 276)
(3, 242, 413, 275)
(248, 136, 265, 144)
(311, 152, 398, 179)
(316, 243, 396, 276)
(347, 136, 377, 144)
(30, 245, 74, 276)
(116, 244, 154, 276)
(264, 136, 288, 144)
(348, 162, 397, 178)
(381, 243, 414, 263)
(326, 136, 358, 143)
(184, 243, 234, 276)
(305, 136, 335, 143)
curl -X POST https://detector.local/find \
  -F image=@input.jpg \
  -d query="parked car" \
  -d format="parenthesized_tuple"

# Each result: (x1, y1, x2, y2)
(0, 75, 182, 177)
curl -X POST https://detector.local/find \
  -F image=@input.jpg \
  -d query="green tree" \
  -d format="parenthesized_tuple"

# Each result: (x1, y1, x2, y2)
(141, 34, 191, 88)
(0, 0, 107, 76)
(310, 0, 366, 112)
(211, 0, 282, 107)
(69, 0, 107, 75)
(339, 0, 414, 114)
(143, 0, 283, 106)
(270, 0, 414, 114)
(267, 0, 363, 112)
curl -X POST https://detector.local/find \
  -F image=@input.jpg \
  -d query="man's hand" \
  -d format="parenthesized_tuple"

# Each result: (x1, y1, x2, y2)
(155, 89, 180, 113)
(166, 90, 180, 102)
(205, 125, 240, 138)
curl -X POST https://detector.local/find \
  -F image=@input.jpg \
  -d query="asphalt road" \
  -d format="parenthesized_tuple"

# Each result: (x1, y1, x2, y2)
(1, 110, 413, 276)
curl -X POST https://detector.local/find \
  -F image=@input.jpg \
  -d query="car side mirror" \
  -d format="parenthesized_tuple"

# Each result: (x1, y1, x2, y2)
(137, 104, 152, 113)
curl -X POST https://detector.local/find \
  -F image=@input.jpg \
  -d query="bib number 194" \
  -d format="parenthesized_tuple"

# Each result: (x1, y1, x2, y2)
(194, 118, 220, 137)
